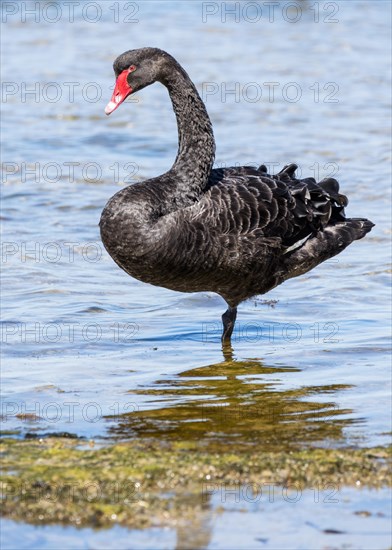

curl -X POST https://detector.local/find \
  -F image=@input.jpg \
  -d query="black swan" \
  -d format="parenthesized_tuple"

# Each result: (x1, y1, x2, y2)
(100, 48, 374, 342)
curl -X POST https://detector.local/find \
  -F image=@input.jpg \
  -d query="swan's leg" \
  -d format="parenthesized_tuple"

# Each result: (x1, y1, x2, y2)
(221, 306, 237, 342)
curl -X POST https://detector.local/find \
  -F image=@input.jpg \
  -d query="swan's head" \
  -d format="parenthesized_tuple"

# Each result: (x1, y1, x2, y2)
(105, 47, 173, 115)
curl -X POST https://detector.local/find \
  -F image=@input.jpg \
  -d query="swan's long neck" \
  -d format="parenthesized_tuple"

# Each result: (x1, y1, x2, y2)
(160, 60, 216, 209)
(100, 55, 216, 264)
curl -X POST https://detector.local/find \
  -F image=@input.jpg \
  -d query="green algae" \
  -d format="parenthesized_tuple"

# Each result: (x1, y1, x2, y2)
(1, 437, 390, 529)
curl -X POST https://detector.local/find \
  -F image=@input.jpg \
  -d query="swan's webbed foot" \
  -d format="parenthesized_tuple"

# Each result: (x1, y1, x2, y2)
(221, 306, 237, 342)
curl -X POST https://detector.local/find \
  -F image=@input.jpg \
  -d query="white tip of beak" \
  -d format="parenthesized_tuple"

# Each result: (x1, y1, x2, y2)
(105, 101, 118, 115)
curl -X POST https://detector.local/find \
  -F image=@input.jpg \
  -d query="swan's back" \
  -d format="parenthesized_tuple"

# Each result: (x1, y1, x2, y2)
(125, 163, 373, 307)
(206, 163, 348, 246)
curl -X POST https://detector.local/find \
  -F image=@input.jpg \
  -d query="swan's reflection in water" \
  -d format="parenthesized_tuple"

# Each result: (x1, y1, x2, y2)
(108, 345, 356, 451)
(105, 347, 359, 549)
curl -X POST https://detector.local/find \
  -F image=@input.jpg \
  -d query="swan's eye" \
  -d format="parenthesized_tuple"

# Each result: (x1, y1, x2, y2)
(128, 65, 136, 72)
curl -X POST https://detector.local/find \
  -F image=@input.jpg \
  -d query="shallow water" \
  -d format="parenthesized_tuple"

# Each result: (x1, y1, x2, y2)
(1, 485, 392, 550)
(1, 0, 391, 548)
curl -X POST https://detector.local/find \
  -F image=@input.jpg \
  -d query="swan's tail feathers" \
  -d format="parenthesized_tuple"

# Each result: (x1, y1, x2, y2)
(282, 218, 374, 280)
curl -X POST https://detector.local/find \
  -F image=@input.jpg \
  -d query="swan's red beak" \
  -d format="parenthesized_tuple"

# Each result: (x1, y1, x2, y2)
(105, 70, 133, 115)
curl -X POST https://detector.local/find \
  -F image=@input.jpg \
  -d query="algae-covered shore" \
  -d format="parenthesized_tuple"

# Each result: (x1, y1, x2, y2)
(1, 437, 390, 529)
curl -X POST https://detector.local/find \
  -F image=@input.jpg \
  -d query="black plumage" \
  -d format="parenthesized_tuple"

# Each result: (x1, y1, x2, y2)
(100, 48, 374, 342)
